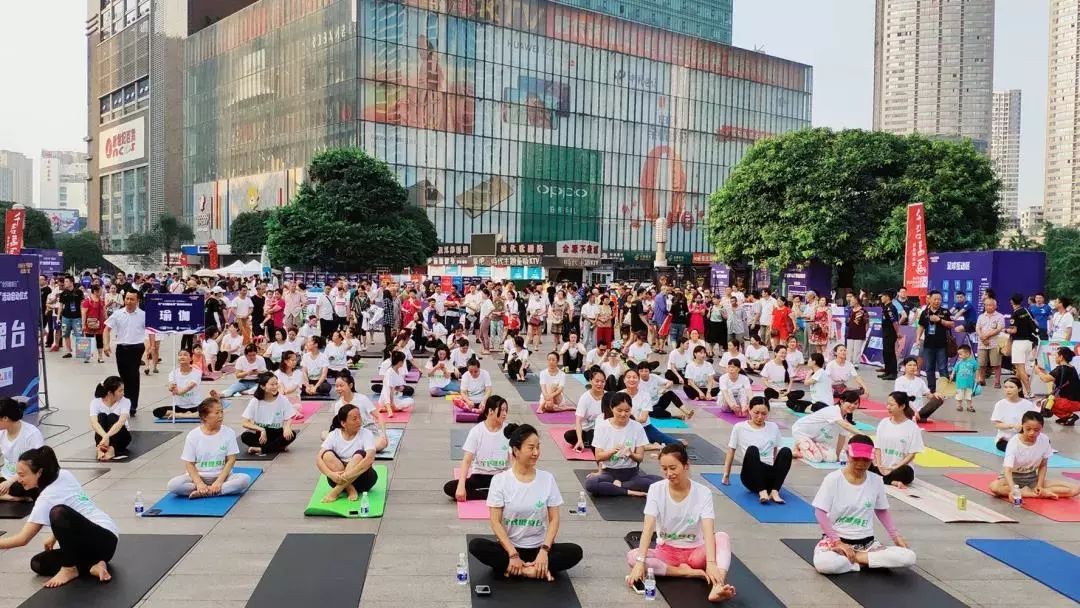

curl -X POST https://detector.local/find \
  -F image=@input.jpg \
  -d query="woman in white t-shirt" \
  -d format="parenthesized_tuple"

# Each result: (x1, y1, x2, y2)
(565, 370, 607, 450)
(274, 351, 305, 403)
(627, 443, 736, 602)
(375, 351, 414, 417)
(262, 328, 290, 371)
(744, 335, 770, 372)
(559, 332, 587, 373)
(538, 353, 572, 412)
(444, 396, 510, 501)
(600, 350, 628, 392)
(221, 323, 244, 362)
(799, 353, 834, 412)
(425, 346, 460, 397)
(324, 330, 350, 378)
(0, 398, 44, 503)
(871, 392, 924, 489)
(468, 424, 583, 580)
(623, 368, 685, 448)
(153, 350, 203, 420)
(317, 403, 379, 503)
(825, 344, 869, 400)
(0, 446, 119, 587)
(300, 336, 332, 397)
(624, 331, 659, 370)
(664, 337, 691, 385)
(331, 374, 388, 452)
(458, 359, 492, 413)
(218, 344, 269, 398)
(760, 347, 805, 405)
(791, 391, 862, 463)
(988, 411, 1079, 500)
(166, 398, 252, 498)
(239, 373, 296, 456)
(715, 359, 752, 416)
(583, 393, 662, 497)
(990, 377, 1039, 452)
(449, 338, 477, 374)
(811, 435, 916, 575)
(720, 397, 791, 503)
(683, 346, 718, 401)
(685, 330, 708, 361)
(506, 336, 532, 382)
(893, 356, 944, 421)
(89, 376, 132, 461)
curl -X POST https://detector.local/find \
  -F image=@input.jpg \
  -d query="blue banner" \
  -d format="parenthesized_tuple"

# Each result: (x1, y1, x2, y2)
(0, 255, 41, 413)
(22, 248, 64, 276)
(144, 293, 205, 334)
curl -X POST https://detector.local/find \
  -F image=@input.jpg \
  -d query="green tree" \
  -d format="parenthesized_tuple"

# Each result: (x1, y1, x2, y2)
(267, 147, 439, 270)
(1006, 230, 1039, 251)
(124, 214, 194, 265)
(0, 201, 56, 249)
(229, 210, 272, 254)
(1045, 225, 1080, 302)
(706, 129, 1002, 289)
(56, 231, 107, 271)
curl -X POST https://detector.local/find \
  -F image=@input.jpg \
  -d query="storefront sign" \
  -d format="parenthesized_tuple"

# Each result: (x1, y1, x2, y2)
(98, 116, 146, 169)
(437, 244, 471, 256)
(692, 253, 717, 265)
(497, 243, 548, 255)
(555, 240, 601, 258)
(472, 255, 542, 267)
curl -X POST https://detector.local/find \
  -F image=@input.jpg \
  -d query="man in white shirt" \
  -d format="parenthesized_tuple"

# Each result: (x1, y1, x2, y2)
(758, 289, 777, 343)
(298, 315, 320, 341)
(1052, 297, 1075, 342)
(317, 284, 336, 338)
(230, 286, 254, 345)
(975, 298, 1006, 389)
(283, 281, 306, 331)
(330, 278, 349, 332)
(102, 290, 146, 416)
(580, 293, 599, 350)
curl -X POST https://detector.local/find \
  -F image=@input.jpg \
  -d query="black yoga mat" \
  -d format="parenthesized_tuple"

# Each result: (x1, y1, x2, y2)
(451, 428, 470, 460)
(624, 532, 785, 608)
(18, 534, 200, 608)
(66, 431, 180, 463)
(572, 469, 649, 522)
(669, 433, 727, 465)
(781, 539, 967, 608)
(234, 429, 301, 461)
(510, 378, 543, 402)
(0, 468, 109, 519)
(246, 534, 375, 608)
(466, 534, 581, 608)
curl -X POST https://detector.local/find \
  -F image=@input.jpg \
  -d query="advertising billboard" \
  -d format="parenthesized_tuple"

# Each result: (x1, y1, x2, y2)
(38, 209, 81, 234)
(98, 116, 146, 169)
(520, 143, 602, 241)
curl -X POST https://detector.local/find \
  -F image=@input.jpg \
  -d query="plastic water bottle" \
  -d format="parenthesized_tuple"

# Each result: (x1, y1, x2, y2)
(577, 491, 587, 516)
(1011, 485, 1023, 509)
(134, 491, 144, 516)
(644, 567, 656, 601)
(456, 552, 469, 585)
(838, 450, 847, 468)
(360, 492, 370, 516)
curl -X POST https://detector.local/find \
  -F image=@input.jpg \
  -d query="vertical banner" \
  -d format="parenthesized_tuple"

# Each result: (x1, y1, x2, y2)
(0, 255, 41, 413)
(903, 202, 929, 299)
(208, 240, 220, 270)
(144, 293, 206, 335)
(5, 208, 26, 255)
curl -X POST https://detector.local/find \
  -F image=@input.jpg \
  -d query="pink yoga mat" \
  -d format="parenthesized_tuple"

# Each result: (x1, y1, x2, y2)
(381, 408, 413, 425)
(858, 408, 977, 432)
(547, 427, 596, 461)
(1065, 473, 1080, 481)
(291, 401, 323, 423)
(702, 406, 747, 425)
(529, 402, 577, 424)
(860, 398, 889, 411)
(453, 469, 489, 519)
(946, 472, 1080, 522)
(455, 409, 480, 423)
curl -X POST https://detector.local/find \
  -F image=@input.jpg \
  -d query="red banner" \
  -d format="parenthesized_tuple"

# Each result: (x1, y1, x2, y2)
(903, 202, 929, 299)
(4, 208, 25, 255)
(208, 240, 219, 270)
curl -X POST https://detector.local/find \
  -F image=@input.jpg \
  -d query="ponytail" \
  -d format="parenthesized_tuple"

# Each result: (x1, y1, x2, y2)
(888, 391, 915, 419)
(19, 446, 60, 489)
(94, 376, 123, 399)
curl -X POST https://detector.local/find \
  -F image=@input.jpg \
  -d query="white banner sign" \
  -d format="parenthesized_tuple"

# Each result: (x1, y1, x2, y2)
(98, 116, 145, 169)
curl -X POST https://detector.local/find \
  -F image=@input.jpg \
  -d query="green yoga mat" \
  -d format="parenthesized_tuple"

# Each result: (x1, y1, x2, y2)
(304, 464, 388, 518)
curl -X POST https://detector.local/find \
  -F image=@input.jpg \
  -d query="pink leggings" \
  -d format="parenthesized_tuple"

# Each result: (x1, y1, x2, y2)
(626, 532, 731, 576)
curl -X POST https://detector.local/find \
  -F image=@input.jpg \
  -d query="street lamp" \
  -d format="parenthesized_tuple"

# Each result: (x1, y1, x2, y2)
(653, 217, 668, 268)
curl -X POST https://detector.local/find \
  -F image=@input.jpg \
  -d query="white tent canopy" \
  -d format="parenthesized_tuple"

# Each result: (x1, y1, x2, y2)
(243, 260, 263, 275)
(219, 260, 251, 277)
(194, 268, 220, 277)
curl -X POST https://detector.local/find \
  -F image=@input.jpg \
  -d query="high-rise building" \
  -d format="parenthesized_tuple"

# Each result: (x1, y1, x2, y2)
(991, 89, 1021, 226)
(873, 0, 995, 152)
(549, 0, 732, 45)
(0, 150, 33, 205)
(39, 150, 90, 215)
(1019, 204, 1044, 236)
(182, 0, 811, 279)
(1045, 0, 1080, 226)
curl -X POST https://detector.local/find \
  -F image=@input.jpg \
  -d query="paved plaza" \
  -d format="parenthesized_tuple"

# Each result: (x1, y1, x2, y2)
(0, 336, 1077, 607)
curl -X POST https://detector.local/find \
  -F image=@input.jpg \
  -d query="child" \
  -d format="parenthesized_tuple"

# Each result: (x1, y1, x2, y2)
(191, 343, 207, 374)
(951, 344, 978, 413)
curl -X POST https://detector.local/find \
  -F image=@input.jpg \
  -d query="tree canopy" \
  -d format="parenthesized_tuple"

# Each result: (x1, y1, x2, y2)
(0, 201, 56, 249)
(267, 147, 439, 270)
(126, 214, 194, 264)
(56, 231, 107, 271)
(706, 128, 1002, 287)
(230, 210, 272, 254)
(1044, 225, 1080, 303)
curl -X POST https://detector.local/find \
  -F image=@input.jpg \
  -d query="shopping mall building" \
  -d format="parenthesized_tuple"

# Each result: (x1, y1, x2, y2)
(182, 0, 812, 282)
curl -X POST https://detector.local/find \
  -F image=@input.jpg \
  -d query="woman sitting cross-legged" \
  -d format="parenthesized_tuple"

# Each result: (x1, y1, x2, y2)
(720, 397, 792, 504)
(317, 403, 380, 503)
(444, 396, 510, 501)
(239, 372, 296, 456)
(988, 410, 1080, 501)
(166, 397, 252, 498)
(583, 392, 662, 497)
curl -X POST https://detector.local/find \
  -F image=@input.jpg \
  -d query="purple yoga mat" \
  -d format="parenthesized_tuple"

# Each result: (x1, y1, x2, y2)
(528, 402, 577, 424)
(703, 407, 791, 429)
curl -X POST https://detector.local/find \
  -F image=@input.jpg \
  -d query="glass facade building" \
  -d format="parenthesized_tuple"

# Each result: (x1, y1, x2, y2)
(184, 0, 811, 261)
(549, 0, 732, 45)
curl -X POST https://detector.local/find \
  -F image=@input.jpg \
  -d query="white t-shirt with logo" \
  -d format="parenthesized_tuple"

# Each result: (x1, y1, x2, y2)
(325, 342, 349, 371)
(745, 345, 770, 364)
(727, 420, 782, 465)
(302, 352, 330, 381)
(169, 367, 203, 407)
(667, 349, 689, 373)
(624, 389, 654, 425)
(426, 360, 453, 390)
(893, 376, 931, 410)
(808, 369, 833, 405)
(592, 418, 649, 469)
(1003, 433, 1053, 474)
(181, 426, 240, 477)
(716, 373, 752, 406)
(241, 396, 292, 429)
(792, 404, 847, 445)
(236, 355, 268, 376)
(639, 375, 663, 405)
(486, 469, 563, 549)
(463, 422, 510, 475)
(991, 398, 1038, 442)
(221, 333, 244, 355)
(684, 360, 715, 386)
(874, 417, 924, 469)
(30, 470, 118, 536)
(379, 367, 406, 405)
(89, 397, 131, 428)
(760, 360, 787, 389)
(826, 360, 858, 384)
(449, 348, 476, 369)
(575, 391, 605, 431)
(0, 422, 44, 479)
(644, 480, 715, 549)
(320, 427, 377, 462)
(538, 369, 566, 390)
(812, 469, 888, 540)
(336, 394, 379, 431)
(275, 368, 305, 396)
(460, 369, 492, 403)
(627, 342, 652, 363)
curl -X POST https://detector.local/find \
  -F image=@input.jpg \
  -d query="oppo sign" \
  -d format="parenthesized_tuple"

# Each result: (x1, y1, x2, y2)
(534, 183, 590, 199)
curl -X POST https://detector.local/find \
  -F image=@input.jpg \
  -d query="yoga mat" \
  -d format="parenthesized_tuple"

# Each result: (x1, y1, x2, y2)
(671, 433, 728, 465)
(512, 380, 543, 402)
(860, 398, 889, 411)
(453, 469, 488, 520)
(300, 393, 336, 401)
(945, 472, 1080, 521)
(547, 427, 596, 461)
(66, 430, 180, 463)
(701, 473, 815, 523)
(650, 417, 688, 429)
(304, 464, 388, 518)
(781, 437, 840, 469)
(143, 467, 263, 517)
(17, 534, 200, 608)
(381, 408, 413, 425)
(153, 400, 233, 424)
(909, 446, 978, 468)
(236, 447, 283, 461)
(467, 534, 581, 608)
(455, 408, 480, 423)
(246, 533, 375, 608)
(1064, 472, 1080, 481)
(674, 389, 714, 407)
(781, 538, 967, 608)
(858, 409, 978, 432)
(372, 370, 421, 383)
(966, 539, 1080, 602)
(573, 469, 649, 521)
(885, 479, 1016, 523)
(703, 407, 791, 429)
(787, 411, 876, 432)
(374, 427, 405, 460)
(569, 373, 589, 386)
(528, 402, 577, 425)
(624, 532, 784, 608)
(451, 428, 470, 460)
(943, 435, 1080, 467)
(290, 400, 324, 424)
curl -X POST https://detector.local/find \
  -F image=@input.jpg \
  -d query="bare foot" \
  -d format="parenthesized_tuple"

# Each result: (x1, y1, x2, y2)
(708, 583, 736, 602)
(43, 566, 80, 588)
(347, 488, 361, 501)
(769, 490, 785, 504)
(322, 488, 343, 503)
(189, 489, 208, 499)
(88, 561, 111, 583)
(627, 490, 648, 497)
(758, 491, 769, 504)
(644, 443, 662, 451)
(679, 438, 689, 446)
(891, 481, 908, 490)
(685, 409, 696, 420)
(247, 447, 262, 455)
(1040, 489, 1060, 500)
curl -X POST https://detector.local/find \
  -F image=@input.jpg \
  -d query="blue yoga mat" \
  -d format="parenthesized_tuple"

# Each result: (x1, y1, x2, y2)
(570, 373, 589, 386)
(374, 427, 405, 460)
(944, 435, 1080, 468)
(650, 417, 688, 429)
(145, 467, 263, 517)
(966, 539, 1080, 602)
(702, 473, 816, 523)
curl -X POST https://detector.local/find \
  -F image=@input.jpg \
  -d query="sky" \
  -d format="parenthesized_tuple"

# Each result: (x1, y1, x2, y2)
(0, 1, 1052, 209)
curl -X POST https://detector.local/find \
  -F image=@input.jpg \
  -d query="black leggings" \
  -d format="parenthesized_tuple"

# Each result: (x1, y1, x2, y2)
(326, 453, 379, 492)
(369, 384, 415, 397)
(684, 385, 718, 400)
(996, 437, 1008, 452)
(214, 351, 229, 371)
(304, 380, 333, 396)
(764, 388, 807, 411)
(917, 397, 945, 421)
(870, 463, 915, 486)
(664, 370, 683, 385)
(604, 375, 625, 392)
(506, 359, 526, 379)
(563, 428, 594, 448)
(30, 505, 117, 576)
(468, 537, 583, 575)
(152, 405, 197, 419)
(649, 391, 684, 418)
(562, 352, 582, 373)
(241, 427, 295, 454)
(93, 414, 132, 453)
(740, 446, 793, 493)
(442, 473, 495, 501)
